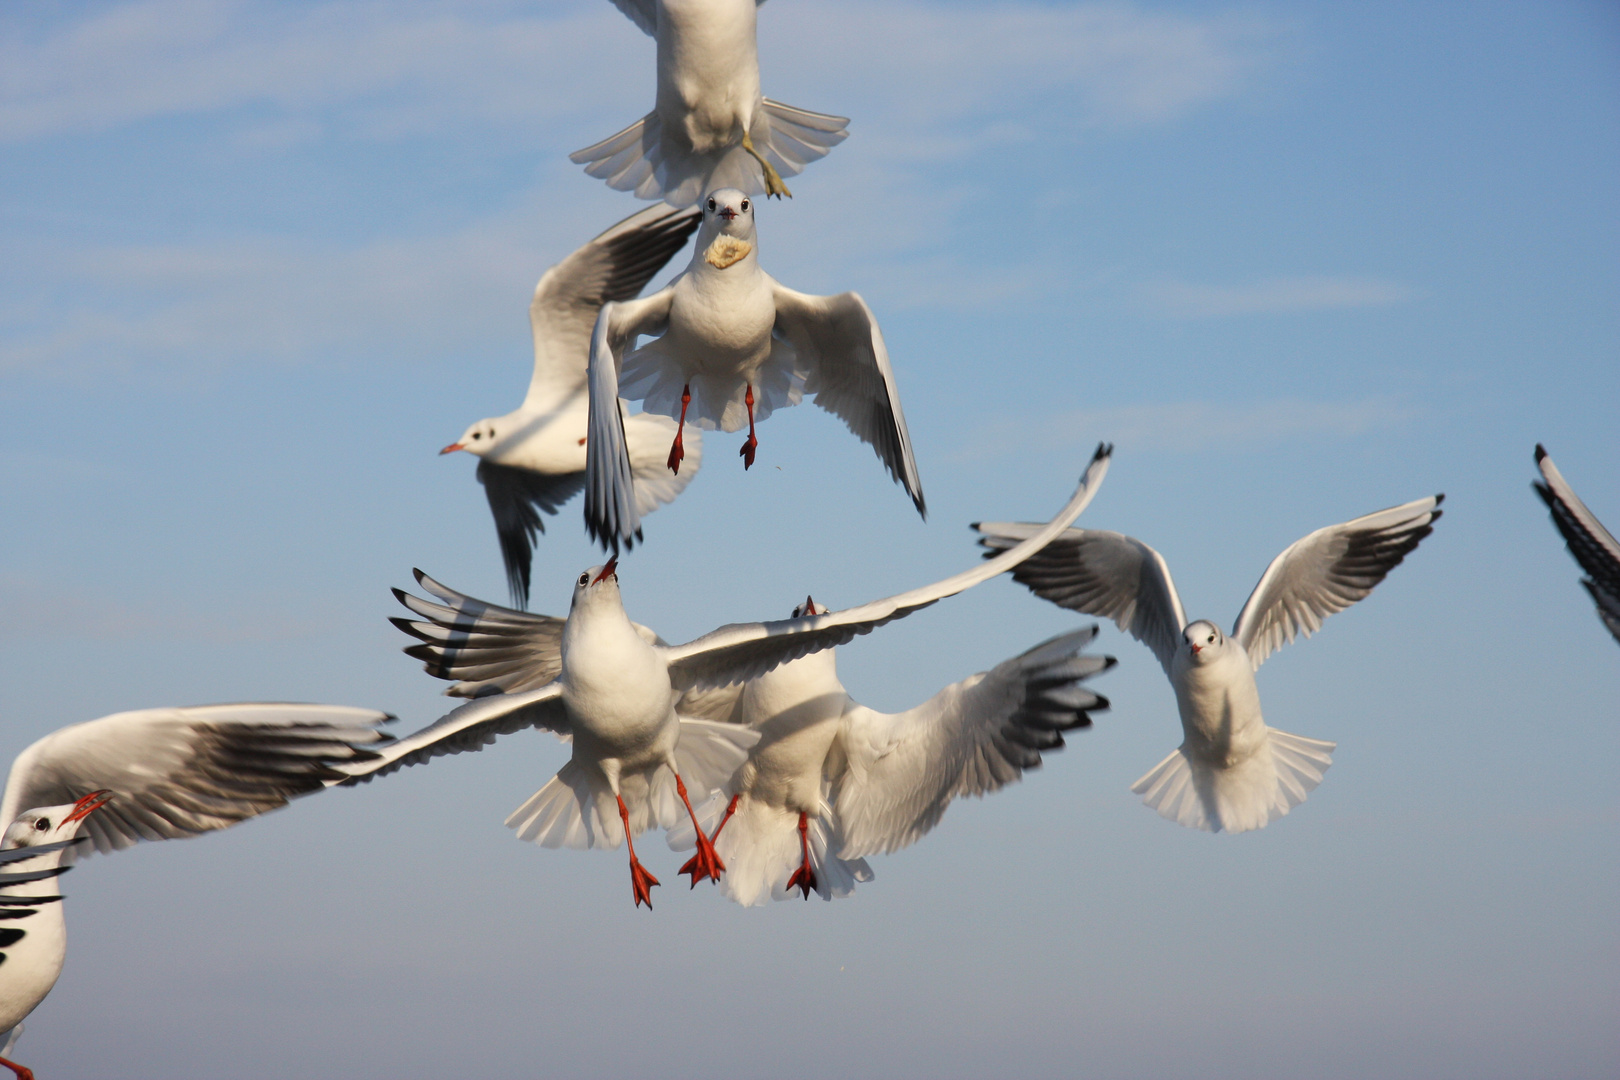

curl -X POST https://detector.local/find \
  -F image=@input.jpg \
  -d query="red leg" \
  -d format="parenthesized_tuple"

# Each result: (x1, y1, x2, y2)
(0, 1055, 34, 1080)
(785, 812, 817, 900)
(667, 383, 691, 473)
(674, 775, 726, 887)
(738, 383, 758, 469)
(618, 794, 660, 909)
(710, 794, 740, 843)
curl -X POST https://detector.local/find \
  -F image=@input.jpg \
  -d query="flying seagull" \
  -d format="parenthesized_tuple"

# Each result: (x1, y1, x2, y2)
(441, 203, 703, 606)
(573, 0, 849, 205)
(340, 447, 1111, 907)
(1533, 444, 1620, 644)
(667, 606, 1114, 905)
(977, 494, 1443, 834)
(585, 188, 923, 550)
(0, 704, 393, 1078)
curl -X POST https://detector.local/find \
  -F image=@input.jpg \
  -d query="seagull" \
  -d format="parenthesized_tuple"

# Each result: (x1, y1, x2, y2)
(339, 446, 1111, 907)
(440, 203, 704, 607)
(977, 494, 1443, 834)
(1533, 444, 1620, 644)
(572, 0, 849, 206)
(665, 607, 1114, 905)
(584, 188, 924, 550)
(0, 704, 393, 1078)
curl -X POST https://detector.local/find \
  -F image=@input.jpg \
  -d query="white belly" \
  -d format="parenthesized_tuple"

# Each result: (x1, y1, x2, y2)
(1172, 648, 1268, 768)
(735, 652, 847, 815)
(0, 902, 65, 1033)
(656, 0, 763, 151)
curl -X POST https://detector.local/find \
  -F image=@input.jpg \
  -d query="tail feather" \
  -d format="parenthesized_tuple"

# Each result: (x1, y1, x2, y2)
(625, 411, 702, 515)
(1131, 726, 1336, 834)
(669, 793, 872, 906)
(506, 759, 621, 849)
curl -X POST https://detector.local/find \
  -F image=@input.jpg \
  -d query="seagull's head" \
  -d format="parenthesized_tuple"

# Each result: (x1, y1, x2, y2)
(441, 417, 502, 458)
(2, 790, 112, 850)
(702, 188, 756, 241)
(791, 595, 824, 618)
(1183, 620, 1226, 664)
(570, 558, 621, 611)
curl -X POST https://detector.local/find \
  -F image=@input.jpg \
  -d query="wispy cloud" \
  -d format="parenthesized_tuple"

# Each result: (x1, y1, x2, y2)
(1140, 276, 1416, 318)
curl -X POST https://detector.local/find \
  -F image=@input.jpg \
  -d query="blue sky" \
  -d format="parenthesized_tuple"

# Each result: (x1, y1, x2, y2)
(1, 1, 1616, 1077)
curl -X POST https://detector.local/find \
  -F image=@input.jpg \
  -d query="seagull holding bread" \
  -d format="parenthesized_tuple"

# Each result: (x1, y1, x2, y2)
(0, 704, 393, 1079)
(573, 0, 848, 205)
(584, 188, 923, 550)
(342, 448, 1110, 908)
(440, 203, 703, 606)
(667, 607, 1114, 906)
(1533, 444, 1620, 645)
(978, 494, 1443, 834)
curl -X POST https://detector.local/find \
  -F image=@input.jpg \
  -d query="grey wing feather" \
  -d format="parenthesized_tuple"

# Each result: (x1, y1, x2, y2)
(662, 445, 1111, 691)
(976, 525, 1187, 676)
(1233, 494, 1444, 670)
(771, 285, 925, 517)
(835, 627, 1114, 858)
(475, 460, 587, 610)
(0, 705, 395, 855)
(584, 295, 672, 551)
(333, 686, 568, 784)
(1534, 445, 1620, 644)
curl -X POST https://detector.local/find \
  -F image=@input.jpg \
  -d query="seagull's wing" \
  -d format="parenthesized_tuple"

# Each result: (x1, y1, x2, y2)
(332, 685, 568, 784)
(770, 284, 925, 518)
(524, 204, 699, 413)
(975, 526, 1187, 676)
(0, 705, 394, 855)
(660, 445, 1111, 692)
(1534, 445, 1620, 644)
(585, 292, 675, 551)
(391, 569, 663, 698)
(1232, 495, 1444, 670)
(474, 460, 588, 609)
(835, 628, 1113, 858)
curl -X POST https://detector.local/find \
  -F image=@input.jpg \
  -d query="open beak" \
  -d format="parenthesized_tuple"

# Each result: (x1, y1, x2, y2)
(64, 789, 113, 826)
(590, 557, 618, 585)
(439, 443, 465, 455)
(802, 595, 818, 616)
(719, 207, 737, 221)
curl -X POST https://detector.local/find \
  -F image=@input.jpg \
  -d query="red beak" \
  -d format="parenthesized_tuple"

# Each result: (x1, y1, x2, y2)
(439, 443, 465, 455)
(590, 557, 618, 585)
(64, 789, 113, 826)
(803, 595, 817, 616)
(1189, 644, 1202, 655)
(719, 207, 737, 221)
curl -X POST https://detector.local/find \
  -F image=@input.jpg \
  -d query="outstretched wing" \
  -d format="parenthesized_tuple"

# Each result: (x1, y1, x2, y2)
(975, 526, 1187, 676)
(1232, 494, 1444, 670)
(391, 569, 664, 698)
(525, 204, 699, 414)
(660, 445, 1112, 691)
(333, 685, 569, 784)
(771, 284, 924, 518)
(0, 705, 394, 855)
(1534, 445, 1620, 644)
(835, 627, 1113, 858)
(475, 460, 588, 609)
(584, 293, 675, 551)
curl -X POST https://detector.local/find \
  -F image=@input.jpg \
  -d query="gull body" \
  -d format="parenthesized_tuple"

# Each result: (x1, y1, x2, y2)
(442, 204, 703, 605)
(586, 189, 924, 549)
(575, 0, 849, 205)
(979, 494, 1443, 833)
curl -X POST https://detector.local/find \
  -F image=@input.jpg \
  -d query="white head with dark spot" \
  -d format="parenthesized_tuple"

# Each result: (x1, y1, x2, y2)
(2, 791, 111, 851)
(1183, 620, 1226, 664)
(569, 558, 621, 613)
(701, 188, 757, 243)
(441, 417, 504, 458)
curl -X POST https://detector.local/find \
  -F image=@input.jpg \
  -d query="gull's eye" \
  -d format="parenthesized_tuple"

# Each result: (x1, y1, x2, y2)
(707, 197, 717, 211)
(578, 573, 590, 586)
(471, 432, 481, 440)
(1207, 633, 1215, 643)
(33, 818, 49, 832)
(488, 429, 496, 438)
(740, 199, 750, 212)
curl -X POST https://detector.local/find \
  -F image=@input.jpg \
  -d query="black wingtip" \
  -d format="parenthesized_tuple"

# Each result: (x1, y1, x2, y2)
(1101, 656, 1119, 671)
(1535, 443, 1548, 463)
(390, 587, 413, 609)
(1434, 492, 1446, 507)
(412, 568, 429, 585)
(1094, 441, 1114, 462)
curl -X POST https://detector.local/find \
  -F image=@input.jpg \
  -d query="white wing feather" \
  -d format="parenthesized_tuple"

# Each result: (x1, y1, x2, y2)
(1534, 445, 1620, 643)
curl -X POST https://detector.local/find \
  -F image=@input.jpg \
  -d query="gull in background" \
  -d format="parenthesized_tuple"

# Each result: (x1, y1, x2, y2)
(0, 704, 393, 1078)
(573, 0, 849, 205)
(1533, 444, 1620, 645)
(666, 605, 1114, 905)
(441, 204, 703, 607)
(978, 494, 1443, 834)
(342, 447, 1111, 907)
(585, 188, 923, 550)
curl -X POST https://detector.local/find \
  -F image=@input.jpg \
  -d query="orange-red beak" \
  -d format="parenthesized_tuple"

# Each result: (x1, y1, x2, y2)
(439, 443, 465, 455)
(590, 557, 618, 585)
(63, 789, 113, 826)
(1189, 644, 1202, 655)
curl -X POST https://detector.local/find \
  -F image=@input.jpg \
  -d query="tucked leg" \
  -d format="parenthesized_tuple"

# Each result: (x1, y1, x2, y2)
(617, 794, 660, 909)
(667, 383, 691, 474)
(741, 131, 792, 199)
(738, 384, 759, 469)
(785, 812, 817, 901)
(674, 774, 726, 887)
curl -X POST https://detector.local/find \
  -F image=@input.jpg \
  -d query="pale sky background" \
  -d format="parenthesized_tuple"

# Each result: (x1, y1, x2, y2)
(1, 2, 1617, 1078)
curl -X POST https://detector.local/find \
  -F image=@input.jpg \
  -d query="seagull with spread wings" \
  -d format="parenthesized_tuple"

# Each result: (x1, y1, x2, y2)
(665, 605, 1114, 905)
(585, 188, 924, 550)
(440, 204, 702, 606)
(572, 0, 849, 205)
(339, 448, 1110, 907)
(0, 704, 393, 1079)
(977, 494, 1443, 834)
(1533, 444, 1620, 645)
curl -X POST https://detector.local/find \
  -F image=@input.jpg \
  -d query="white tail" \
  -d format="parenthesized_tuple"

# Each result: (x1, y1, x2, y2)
(668, 793, 872, 906)
(1131, 726, 1335, 834)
